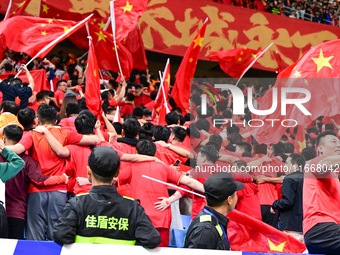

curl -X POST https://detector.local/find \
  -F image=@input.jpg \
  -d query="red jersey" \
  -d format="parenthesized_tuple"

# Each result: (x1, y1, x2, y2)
(54, 90, 65, 107)
(58, 117, 76, 131)
(118, 161, 184, 228)
(303, 156, 340, 235)
(19, 127, 83, 193)
(120, 103, 134, 116)
(28, 101, 44, 113)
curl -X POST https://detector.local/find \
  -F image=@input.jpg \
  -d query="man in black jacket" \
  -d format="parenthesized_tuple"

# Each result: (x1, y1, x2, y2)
(184, 172, 244, 250)
(271, 153, 305, 242)
(53, 146, 161, 248)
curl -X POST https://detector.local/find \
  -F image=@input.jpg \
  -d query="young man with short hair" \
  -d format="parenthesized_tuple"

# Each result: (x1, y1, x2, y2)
(54, 80, 68, 107)
(53, 146, 162, 248)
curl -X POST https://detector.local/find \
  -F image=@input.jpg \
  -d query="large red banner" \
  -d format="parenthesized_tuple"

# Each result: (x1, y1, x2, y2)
(139, 0, 340, 71)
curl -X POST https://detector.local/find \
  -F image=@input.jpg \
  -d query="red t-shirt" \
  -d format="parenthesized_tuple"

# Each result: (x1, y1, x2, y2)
(155, 144, 188, 166)
(19, 127, 83, 193)
(120, 103, 134, 116)
(54, 90, 65, 107)
(303, 156, 340, 235)
(109, 98, 117, 107)
(66, 141, 124, 195)
(118, 161, 184, 229)
(144, 101, 155, 111)
(58, 117, 76, 131)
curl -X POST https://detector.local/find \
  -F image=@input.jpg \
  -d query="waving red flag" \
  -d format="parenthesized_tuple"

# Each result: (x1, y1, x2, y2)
(294, 125, 306, 153)
(112, 0, 148, 42)
(124, 26, 148, 70)
(228, 210, 306, 253)
(209, 48, 262, 78)
(6, 0, 31, 19)
(0, 15, 91, 58)
(84, 37, 101, 117)
(157, 59, 171, 125)
(251, 39, 340, 144)
(171, 19, 208, 114)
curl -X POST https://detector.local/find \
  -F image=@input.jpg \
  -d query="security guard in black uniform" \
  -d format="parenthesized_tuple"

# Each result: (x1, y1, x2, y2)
(184, 172, 245, 250)
(53, 146, 161, 248)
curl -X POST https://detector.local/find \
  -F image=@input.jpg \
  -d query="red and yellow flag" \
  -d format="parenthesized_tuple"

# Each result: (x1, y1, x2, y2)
(6, 0, 31, 19)
(157, 59, 171, 125)
(170, 19, 208, 114)
(294, 125, 306, 154)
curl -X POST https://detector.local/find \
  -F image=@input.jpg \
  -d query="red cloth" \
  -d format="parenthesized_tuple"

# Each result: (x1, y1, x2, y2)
(6, 0, 32, 19)
(118, 161, 184, 229)
(54, 90, 65, 107)
(0, 16, 90, 59)
(156, 228, 170, 248)
(58, 117, 76, 131)
(124, 26, 148, 70)
(84, 37, 101, 117)
(209, 48, 262, 78)
(228, 209, 306, 253)
(155, 144, 188, 166)
(120, 103, 134, 116)
(19, 127, 82, 193)
(303, 156, 340, 235)
(170, 20, 207, 113)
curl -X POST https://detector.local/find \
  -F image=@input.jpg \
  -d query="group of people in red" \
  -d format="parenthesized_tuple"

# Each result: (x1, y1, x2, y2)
(0, 48, 339, 254)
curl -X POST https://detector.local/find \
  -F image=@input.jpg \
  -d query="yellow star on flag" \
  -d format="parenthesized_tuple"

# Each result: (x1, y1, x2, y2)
(48, 19, 53, 24)
(42, 4, 49, 14)
(165, 74, 170, 85)
(312, 49, 334, 73)
(252, 53, 258, 58)
(121, 1, 133, 13)
(298, 140, 306, 153)
(95, 31, 107, 43)
(294, 71, 301, 77)
(17, 1, 26, 8)
(12, 11, 16, 14)
(268, 239, 286, 252)
(41, 31, 47, 36)
(40, 24, 46, 27)
(98, 21, 106, 30)
(94, 70, 97, 77)
(240, 51, 244, 55)
(112, 45, 120, 51)
(238, 57, 242, 62)
(304, 79, 309, 86)
(189, 58, 193, 63)
(193, 34, 204, 49)
(63, 27, 70, 32)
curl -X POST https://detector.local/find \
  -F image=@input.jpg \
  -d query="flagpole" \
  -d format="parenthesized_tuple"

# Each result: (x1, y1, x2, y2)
(4, 0, 13, 20)
(110, 1, 124, 79)
(235, 42, 274, 87)
(38, 0, 42, 17)
(142, 175, 206, 198)
(160, 59, 170, 113)
(15, 14, 94, 78)
(103, 16, 111, 31)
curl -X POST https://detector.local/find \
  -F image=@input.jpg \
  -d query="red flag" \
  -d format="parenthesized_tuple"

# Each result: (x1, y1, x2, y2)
(251, 39, 340, 144)
(275, 51, 282, 74)
(6, 0, 31, 19)
(228, 210, 306, 253)
(124, 26, 148, 70)
(0, 15, 91, 58)
(156, 59, 171, 125)
(84, 37, 101, 117)
(113, 106, 122, 124)
(112, 0, 148, 42)
(0, 69, 49, 93)
(294, 125, 306, 154)
(87, 24, 133, 79)
(209, 47, 262, 78)
(171, 19, 208, 114)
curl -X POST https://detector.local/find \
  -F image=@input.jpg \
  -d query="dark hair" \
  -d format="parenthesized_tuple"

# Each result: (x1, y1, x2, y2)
(316, 130, 338, 146)
(66, 103, 80, 117)
(212, 115, 224, 128)
(223, 110, 232, 119)
(185, 113, 194, 122)
(36, 90, 50, 102)
(190, 92, 201, 106)
(3, 124, 23, 143)
(37, 104, 57, 125)
(209, 134, 223, 149)
(56, 79, 67, 87)
(101, 91, 111, 101)
(126, 93, 135, 101)
(165, 112, 181, 125)
(301, 147, 317, 161)
(112, 122, 122, 135)
(153, 125, 171, 142)
(75, 110, 96, 134)
(206, 141, 220, 152)
(271, 142, 285, 155)
(195, 119, 210, 132)
(227, 125, 240, 134)
(198, 145, 220, 164)
(227, 132, 243, 144)
(252, 141, 267, 155)
(150, 91, 158, 101)
(288, 153, 306, 171)
(122, 118, 141, 138)
(18, 108, 36, 130)
(236, 142, 252, 153)
(136, 140, 156, 156)
(325, 123, 335, 131)
(233, 160, 247, 169)
(171, 126, 187, 142)
(1, 101, 19, 115)
(284, 142, 295, 154)
(307, 127, 318, 134)
(132, 107, 144, 119)
(139, 122, 154, 141)
(171, 107, 182, 115)
(143, 108, 152, 118)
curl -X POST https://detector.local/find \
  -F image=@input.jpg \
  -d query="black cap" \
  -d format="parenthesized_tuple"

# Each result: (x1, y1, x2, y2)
(88, 146, 120, 177)
(204, 172, 245, 205)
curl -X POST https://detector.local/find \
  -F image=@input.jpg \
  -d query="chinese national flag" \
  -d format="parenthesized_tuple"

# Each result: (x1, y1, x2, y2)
(6, 0, 31, 19)
(209, 48, 262, 78)
(87, 24, 133, 79)
(171, 19, 208, 114)
(251, 39, 340, 144)
(227, 210, 306, 253)
(0, 16, 91, 58)
(84, 37, 101, 117)
(124, 26, 148, 70)
(156, 59, 171, 125)
(112, 0, 148, 42)
(294, 125, 306, 154)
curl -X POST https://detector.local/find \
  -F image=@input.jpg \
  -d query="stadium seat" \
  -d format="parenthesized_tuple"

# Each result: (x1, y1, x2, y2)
(172, 229, 187, 248)
(181, 214, 191, 231)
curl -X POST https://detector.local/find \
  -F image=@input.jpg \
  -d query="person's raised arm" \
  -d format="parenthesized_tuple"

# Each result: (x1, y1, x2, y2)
(101, 113, 117, 140)
(21, 65, 35, 91)
(113, 80, 127, 104)
(34, 126, 70, 157)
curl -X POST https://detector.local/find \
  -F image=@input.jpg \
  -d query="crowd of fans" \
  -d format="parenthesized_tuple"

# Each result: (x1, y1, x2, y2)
(209, 0, 340, 25)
